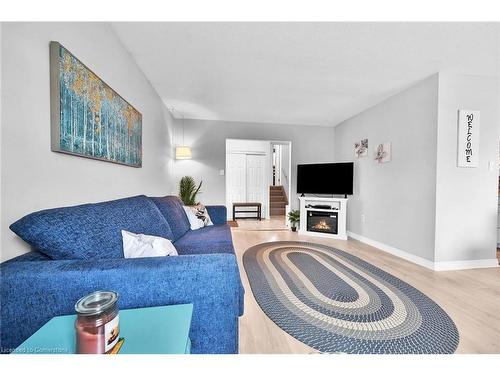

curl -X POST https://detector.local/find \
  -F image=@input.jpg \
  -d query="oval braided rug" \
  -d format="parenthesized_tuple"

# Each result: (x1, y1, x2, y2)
(243, 241, 459, 354)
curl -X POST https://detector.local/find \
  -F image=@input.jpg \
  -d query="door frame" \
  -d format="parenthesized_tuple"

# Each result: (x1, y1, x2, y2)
(225, 138, 292, 223)
(270, 141, 292, 226)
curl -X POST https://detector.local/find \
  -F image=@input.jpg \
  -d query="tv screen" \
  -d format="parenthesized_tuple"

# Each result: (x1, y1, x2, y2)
(297, 162, 353, 195)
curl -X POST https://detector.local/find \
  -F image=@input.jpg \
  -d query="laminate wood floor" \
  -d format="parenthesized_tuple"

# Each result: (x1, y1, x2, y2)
(232, 220, 500, 354)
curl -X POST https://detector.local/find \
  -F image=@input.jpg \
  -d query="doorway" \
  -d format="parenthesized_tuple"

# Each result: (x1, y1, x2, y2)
(226, 139, 269, 220)
(270, 142, 291, 224)
(225, 139, 291, 226)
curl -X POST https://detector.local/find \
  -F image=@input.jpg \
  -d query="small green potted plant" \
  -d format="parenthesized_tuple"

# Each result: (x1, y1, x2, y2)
(179, 176, 202, 206)
(287, 209, 300, 232)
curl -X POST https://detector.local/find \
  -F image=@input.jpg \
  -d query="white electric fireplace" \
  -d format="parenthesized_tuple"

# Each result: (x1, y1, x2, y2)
(298, 196, 347, 240)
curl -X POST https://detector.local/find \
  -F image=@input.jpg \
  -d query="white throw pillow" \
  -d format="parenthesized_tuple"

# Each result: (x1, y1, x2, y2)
(183, 206, 205, 230)
(121, 230, 178, 258)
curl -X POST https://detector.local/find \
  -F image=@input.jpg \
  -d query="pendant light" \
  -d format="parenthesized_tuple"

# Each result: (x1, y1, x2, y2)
(175, 111, 192, 160)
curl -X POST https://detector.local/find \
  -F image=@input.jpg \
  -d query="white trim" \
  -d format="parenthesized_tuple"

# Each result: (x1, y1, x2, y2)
(226, 150, 267, 155)
(347, 231, 435, 270)
(433, 259, 499, 271)
(348, 231, 499, 271)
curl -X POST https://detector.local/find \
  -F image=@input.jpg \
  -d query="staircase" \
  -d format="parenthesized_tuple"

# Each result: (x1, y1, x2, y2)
(270, 185, 288, 216)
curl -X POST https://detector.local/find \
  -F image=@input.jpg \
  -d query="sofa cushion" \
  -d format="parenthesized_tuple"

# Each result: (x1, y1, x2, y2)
(150, 196, 191, 241)
(174, 224, 235, 255)
(9, 195, 174, 260)
(3, 251, 51, 264)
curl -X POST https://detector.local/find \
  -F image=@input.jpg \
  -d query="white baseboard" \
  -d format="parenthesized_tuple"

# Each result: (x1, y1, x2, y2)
(347, 231, 499, 271)
(347, 231, 435, 270)
(433, 258, 499, 271)
(299, 229, 348, 240)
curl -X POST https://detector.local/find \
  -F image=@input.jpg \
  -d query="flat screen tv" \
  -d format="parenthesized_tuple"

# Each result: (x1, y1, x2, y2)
(297, 162, 353, 195)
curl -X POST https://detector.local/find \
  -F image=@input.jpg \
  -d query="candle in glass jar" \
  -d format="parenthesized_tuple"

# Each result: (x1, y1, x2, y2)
(75, 291, 119, 354)
(76, 325, 104, 354)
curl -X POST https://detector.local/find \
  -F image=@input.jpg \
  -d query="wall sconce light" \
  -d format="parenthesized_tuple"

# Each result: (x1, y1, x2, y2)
(173, 109, 192, 160)
(175, 145, 192, 160)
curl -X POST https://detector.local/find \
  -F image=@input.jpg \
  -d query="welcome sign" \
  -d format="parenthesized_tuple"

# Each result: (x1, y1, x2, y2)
(457, 110, 480, 168)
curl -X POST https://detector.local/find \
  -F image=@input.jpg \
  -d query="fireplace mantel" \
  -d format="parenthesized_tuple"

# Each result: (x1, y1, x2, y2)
(298, 196, 348, 240)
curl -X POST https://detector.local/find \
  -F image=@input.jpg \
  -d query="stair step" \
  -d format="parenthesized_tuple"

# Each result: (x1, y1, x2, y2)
(270, 210, 286, 215)
(270, 199, 286, 204)
(271, 201, 286, 206)
(269, 186, 288, 206)
(270, 203, 286, 209)
(270, 194, 286, 199)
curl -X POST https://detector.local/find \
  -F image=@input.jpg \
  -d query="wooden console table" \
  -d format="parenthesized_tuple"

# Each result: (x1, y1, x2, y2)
(232, 202, 262, 221)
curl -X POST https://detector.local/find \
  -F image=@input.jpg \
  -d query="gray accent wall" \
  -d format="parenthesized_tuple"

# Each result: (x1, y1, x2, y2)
(335, 73, 499, 265)
(335, 75, 440, 262)
(1, 23, 174, 261)
(170, 119, 335, 210)
(434, 74, 499, 262)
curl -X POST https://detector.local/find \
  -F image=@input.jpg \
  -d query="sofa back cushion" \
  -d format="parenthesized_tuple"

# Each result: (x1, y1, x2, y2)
(150, 196, 191, 241)
(9, 195, 174, 260)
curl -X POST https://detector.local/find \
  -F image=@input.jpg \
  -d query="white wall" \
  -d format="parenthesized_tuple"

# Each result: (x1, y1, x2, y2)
(335, 75, 440, 262)
(1, 23, 174, 261)
(226, 139, 270, 154)
(171, 119, 335, 211)
(434, 74, 499, 263)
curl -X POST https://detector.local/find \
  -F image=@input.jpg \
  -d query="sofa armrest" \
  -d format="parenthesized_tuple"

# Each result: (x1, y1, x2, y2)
(206, 205, 227, 225)
(0, 254, 243, 354)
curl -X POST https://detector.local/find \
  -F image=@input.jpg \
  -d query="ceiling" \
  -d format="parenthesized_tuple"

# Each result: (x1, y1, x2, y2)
(112, 22, 499, 127)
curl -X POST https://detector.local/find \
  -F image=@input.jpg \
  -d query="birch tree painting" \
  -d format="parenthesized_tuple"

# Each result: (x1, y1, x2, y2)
(50, 42, 142, 167)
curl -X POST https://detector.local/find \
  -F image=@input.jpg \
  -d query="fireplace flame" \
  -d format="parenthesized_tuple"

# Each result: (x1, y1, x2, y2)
(313, 220, 331, 230)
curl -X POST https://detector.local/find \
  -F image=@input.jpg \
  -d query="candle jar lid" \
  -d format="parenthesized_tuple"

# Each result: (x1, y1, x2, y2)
(75, 290, 118, 316)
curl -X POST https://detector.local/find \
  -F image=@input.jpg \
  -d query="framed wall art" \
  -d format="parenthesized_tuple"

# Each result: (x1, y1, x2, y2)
(354, 138, 368, 158)
(50, 41, 142, 167)
(457, 109, 480, 168)
(374, 142, 391, 164)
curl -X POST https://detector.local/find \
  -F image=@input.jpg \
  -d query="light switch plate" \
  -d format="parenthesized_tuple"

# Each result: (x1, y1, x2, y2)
(219, 169, 225, 176)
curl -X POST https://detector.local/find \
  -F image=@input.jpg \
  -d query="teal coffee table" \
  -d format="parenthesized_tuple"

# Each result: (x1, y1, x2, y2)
(13, 304, 193, 354)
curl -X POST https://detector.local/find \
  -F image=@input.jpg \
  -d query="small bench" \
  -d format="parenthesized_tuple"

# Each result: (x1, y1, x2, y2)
(232, 202, 262, 221)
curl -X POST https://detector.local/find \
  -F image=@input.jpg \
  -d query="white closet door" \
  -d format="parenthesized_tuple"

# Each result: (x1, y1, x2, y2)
(226, 153, 247, 210)
(246, 154, 266, 216)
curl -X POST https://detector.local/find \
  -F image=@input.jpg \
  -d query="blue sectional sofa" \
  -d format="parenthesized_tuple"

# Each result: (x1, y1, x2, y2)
(0, 195, 244, 354)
